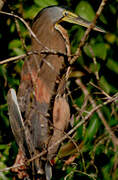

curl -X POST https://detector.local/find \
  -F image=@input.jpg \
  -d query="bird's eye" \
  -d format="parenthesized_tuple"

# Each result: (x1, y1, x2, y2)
(63, 11, 68, 16)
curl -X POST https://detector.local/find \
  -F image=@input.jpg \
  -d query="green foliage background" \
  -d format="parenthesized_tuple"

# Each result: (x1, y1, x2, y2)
(0, 0, 118, 179)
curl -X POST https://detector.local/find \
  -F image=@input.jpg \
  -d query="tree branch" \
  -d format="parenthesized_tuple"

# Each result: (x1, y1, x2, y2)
(70, 0, 107, 64)
(0, 92, 117, 173)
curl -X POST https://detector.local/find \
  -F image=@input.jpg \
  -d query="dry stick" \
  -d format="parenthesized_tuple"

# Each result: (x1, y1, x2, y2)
(0, 10, 68, 57)
(14, 15, 43, 105)
(49, 119, 80, 154)
(70, 0, 107, 65)
(90, 82, 111, 99)
(0, 0, 108, 172)
(0, 51, 56, 73)
(76, 79, 118, 150)
(0, 51, 72, 65)
(15, 17, 27, 51)
(65, 0, 108, 97)
(0, 0, 107, 66)
(0, 51, 57, 76)
(0, 11, 70, 66)
(0, 0, 106, 67)
(0, 51, 38, 65)
(0, 9, 73, 173)
(0, 14, 31, 66)
(0, 10, 48, 50)
(14, 15, 45, 99)
(0, 92, 117, 173)
(87, 44, 99, 80)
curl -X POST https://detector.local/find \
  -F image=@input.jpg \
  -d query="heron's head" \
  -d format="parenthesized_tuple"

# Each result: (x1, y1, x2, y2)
(37, 6, 105, 33)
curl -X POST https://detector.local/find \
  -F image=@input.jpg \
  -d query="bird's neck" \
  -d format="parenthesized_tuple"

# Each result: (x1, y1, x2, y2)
(55, 23, 71, 56)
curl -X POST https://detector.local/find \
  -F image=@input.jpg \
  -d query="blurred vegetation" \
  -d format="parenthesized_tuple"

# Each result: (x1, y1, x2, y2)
(0, 0, 118, 179)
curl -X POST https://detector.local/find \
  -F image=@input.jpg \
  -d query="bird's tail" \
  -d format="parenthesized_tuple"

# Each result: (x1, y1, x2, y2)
(7, 88, 43, 178)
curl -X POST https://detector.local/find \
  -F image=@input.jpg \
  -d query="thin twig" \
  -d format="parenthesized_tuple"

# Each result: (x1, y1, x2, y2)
(0, 10, 48, 49)
(14, 17, 27, 51)
(70, 0, 107, 64)
(76, 79, 118, 150)
(0, 0, 109, 174)
(0, 51, 43, 65)
(87, 44, 99, 80)
(90, 81, 111, 99)
(0, 10, 69, 58)
(0, 53, 27, 65)
(0, 92, 117, 173)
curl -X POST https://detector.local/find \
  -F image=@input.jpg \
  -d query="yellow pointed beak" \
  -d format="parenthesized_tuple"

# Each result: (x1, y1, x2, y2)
(61, 10, 106, 33)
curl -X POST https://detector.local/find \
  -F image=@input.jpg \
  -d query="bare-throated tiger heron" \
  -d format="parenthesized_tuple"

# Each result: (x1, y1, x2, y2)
(7, 5, 105, 180)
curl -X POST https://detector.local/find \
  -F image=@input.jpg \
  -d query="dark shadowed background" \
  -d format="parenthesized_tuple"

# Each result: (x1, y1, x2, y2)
(0, 0, 118, 179)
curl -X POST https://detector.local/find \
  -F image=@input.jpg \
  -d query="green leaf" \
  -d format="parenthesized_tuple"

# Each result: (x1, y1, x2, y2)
(109, 4, 117, 14)
(106, 58, 118, 74)
(75, 1, 95, 21)
(84, 117, 99, 143)
(99, 14, 108, 25)
(90, 62, 100, 74)
(0, 110, 9, 127)
(7, 76, 20, 87)
(14, 60, 24, 74)
(84, 43, 107, 60)
(105, 33, 116, 44)
(34, 0, 58, 7)
(99, 76, 112, 94)
(102, 163, 112, 180)
(12, 48, 25, 56)
(70, 27, 85, 52)
(10, 23, 16, 33)
(9, 39, 22, 49)
(23, 5, 40, 19)
(9, 40, 25, 55)
(75, 94, 85, 108)
(0, 144, 7, 150)
(0, 65, 7, 79)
